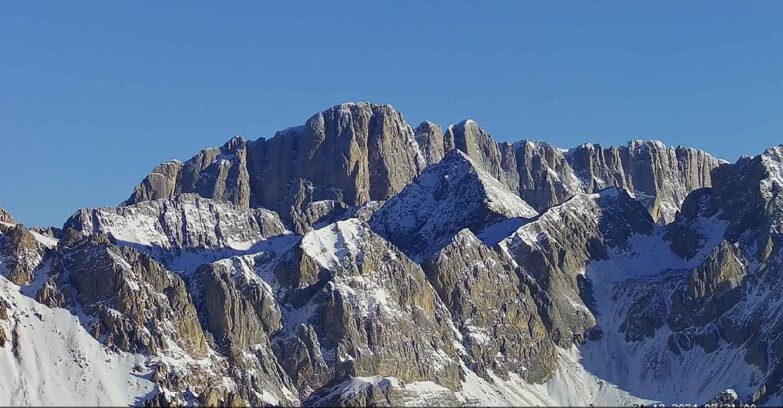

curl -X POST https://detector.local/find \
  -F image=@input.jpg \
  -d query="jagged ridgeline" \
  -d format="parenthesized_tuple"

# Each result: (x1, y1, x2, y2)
(1, 102, 781, 406)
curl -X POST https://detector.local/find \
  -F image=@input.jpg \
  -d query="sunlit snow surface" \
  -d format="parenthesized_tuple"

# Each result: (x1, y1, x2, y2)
(0, 273, 155, 406)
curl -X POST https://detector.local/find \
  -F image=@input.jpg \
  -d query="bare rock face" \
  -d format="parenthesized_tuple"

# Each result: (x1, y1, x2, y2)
(659, 146, 783, 399)
(46, 232, 208, 357)
(273, 220, 463, 394)
(507, 141, 584, 212)
(440, 121, 721, 223)
(247, 103, 427, 210)
(498, 188, 655, 346)
(190, 258, 282, 352)
(668, 240, 746, 331)
(421, 229, 556, 383)
(0, 223, 49, 285)
(414, 121, 446, 164)
(444, 120, 509, 185)
(126, 103, 720, 235)
(283, 178, 348, 235)
(34, 231, 298, 407)
(126, 103, 428, 232)
(0, 206, 16, 224)
(369, 149, 538, 260)
(127, 136, 251, 208)
(567, 141, 721, 223)
(188, 256, 298, 407)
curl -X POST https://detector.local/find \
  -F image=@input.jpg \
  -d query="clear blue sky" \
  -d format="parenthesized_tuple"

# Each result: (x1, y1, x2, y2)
(2, 2, 783, 227)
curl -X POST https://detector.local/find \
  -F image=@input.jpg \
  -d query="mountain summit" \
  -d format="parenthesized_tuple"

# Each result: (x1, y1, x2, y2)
(2, 103, 779, 406)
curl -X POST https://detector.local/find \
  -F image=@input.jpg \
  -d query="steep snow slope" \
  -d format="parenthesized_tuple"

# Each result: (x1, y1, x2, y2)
(370, 149, 538, 260)
(0, 273, 155, 406)
(574, 222, 761, 405)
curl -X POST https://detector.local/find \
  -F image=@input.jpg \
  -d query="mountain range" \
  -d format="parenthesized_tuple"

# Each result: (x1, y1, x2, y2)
(1, 102, 779, 406)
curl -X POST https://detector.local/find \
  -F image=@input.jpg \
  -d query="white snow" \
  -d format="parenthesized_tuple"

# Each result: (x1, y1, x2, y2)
(300, 219, 365, 271)
(0, 275, 155, 406)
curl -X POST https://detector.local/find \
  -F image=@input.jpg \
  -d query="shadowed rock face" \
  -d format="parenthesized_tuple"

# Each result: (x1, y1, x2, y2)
(498, 188, 656, 346)
(125, 103, 720, 231)
(441, 121, 721, 223)
(414, 120, 445, 164)
(652, 146, 783, 401)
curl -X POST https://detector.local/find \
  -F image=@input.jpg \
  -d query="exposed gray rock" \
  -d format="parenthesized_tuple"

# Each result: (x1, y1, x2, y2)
(421, 229, 556, 383)
(567, 141, 721, 223)
(190, 257, 282, 353)
(271, 220, 463, 395)
(283, 178, 348, 234)
(0, 223, 49, 285)
(125, 103, 720, 230)
(442, 120, 721, 223)
(669, 240, 746, 331)
(0, 206, 16, 224)
(127, 103, 428, 229)
(414, 121, 445, 164)
(498, 187, 655, 346)
(46, 232, 208, 357)
(127, 136, 250, 208)
(657, 145, 783, 399)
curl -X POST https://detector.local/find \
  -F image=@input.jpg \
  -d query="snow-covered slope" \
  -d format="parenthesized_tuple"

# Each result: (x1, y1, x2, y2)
(63, 194, 297, 273)
(370, 149, 538, 260)
(0, 274, 155, 406)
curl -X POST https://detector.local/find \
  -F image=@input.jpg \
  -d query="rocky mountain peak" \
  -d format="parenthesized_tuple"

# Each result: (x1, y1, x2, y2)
(0, 207, 15, 225)
(414, 120, 445, 164)
(124, 103, 722, 231)
(369, 149, 538, 260)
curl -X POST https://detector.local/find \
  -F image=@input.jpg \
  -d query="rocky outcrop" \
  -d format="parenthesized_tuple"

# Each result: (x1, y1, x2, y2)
(498, 188, 655, 346)
(46, 232, 208, 356)
(415, 121, 445, 164)
(126, 103, 428, 232)
(282, 178, 348, 235)
(127, 136, 251, 208)
(33, 230, 299, 406)
(126, 103, 720, 233)
(440, 121, 721, 223)
(179, 219, 466, 401)
(567, 141, 721, 222)
(0, 207, 15, 224)
(656, 145, 783, 398)
(272, 219, 463, 394)
(422, 229, 556, 382)
(369, 149, 538, 260)
(668, 240, 746, 332)
(0, 223, 48, 285)
(190, 258, 282, 352)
